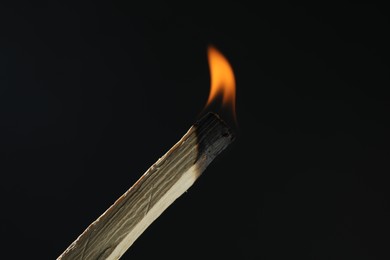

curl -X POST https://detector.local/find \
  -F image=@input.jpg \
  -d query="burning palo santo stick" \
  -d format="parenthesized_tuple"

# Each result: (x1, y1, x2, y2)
(58, 113, 234, 259)
(58, 45, 236, 259)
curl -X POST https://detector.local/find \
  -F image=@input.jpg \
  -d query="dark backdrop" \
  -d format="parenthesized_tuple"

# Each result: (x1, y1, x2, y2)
(1, 2, 389, 259)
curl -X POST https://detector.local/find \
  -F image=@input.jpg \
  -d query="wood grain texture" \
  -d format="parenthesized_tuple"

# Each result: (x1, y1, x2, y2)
(57, 113, 234, 260)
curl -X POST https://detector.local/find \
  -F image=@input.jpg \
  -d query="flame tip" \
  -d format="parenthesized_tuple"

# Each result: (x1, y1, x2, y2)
(205, 45, 236, 120)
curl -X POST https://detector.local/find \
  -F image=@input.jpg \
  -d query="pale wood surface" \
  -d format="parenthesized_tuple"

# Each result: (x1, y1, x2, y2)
(57, 113, 234, 260)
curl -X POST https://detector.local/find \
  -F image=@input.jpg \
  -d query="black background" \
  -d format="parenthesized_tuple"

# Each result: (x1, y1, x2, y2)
(1, 2, 389, 259)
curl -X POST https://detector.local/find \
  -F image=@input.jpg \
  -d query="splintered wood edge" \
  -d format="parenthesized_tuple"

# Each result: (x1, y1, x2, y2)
(57, 112, 234, 260)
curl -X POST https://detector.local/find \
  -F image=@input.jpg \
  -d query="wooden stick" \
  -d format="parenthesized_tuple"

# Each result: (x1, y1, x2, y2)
(57, 112, 234, 260)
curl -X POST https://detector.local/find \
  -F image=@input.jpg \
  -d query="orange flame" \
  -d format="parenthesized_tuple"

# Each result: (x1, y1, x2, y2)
(206, 45, 236, 121)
